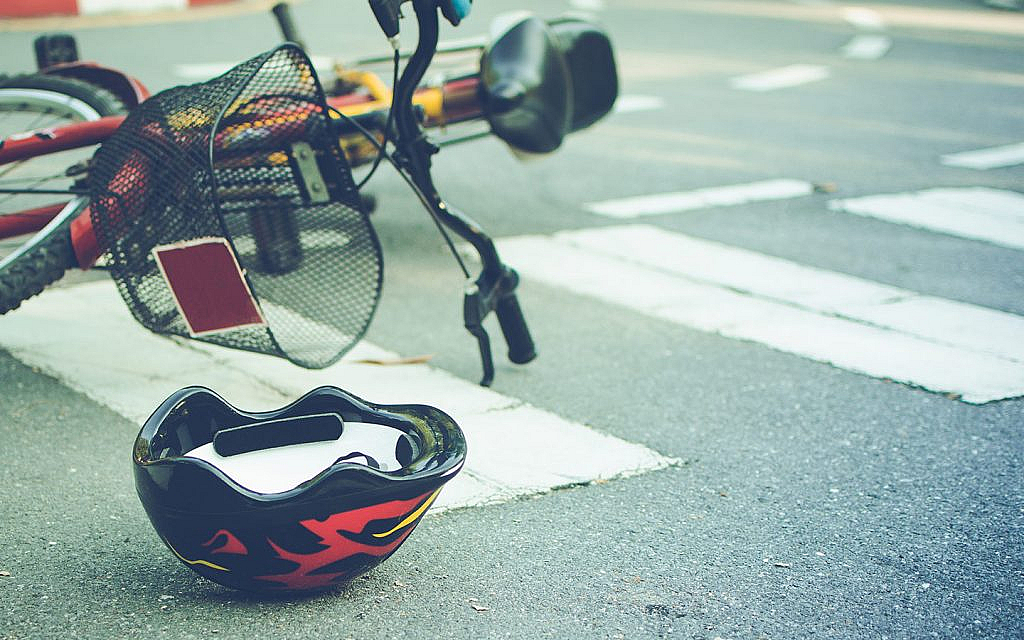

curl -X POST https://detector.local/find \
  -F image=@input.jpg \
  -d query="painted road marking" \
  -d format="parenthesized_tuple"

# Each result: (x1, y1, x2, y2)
(613, 95, 666, 114)
(79, 0, 184, 12)
(730, 64, 830, 91)
(0, 282, 674, 512)
(497, 224, 1024, 403)
(584, 179, 814, 218)
(841, 6, 885, 30)
(941, 142, 1024, 170)
(625, 1, 1024, 37)
(840, 5, 890, 59)
(829, 187, 1024, 251)
(842, 34, 892, 59)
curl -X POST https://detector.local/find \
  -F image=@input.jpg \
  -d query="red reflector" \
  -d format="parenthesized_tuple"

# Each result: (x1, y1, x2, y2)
(153, 238, 265, 336)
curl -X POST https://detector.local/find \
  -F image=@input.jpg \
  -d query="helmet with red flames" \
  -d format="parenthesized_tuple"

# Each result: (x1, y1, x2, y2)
(133, 385, 465, 593)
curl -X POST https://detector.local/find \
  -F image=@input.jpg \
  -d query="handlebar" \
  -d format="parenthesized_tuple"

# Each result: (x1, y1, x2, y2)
(271, 3, 307, 50)
(381, 0, 536, 386)
(495, 277, 536, 365)
(280, 0, 532, 386)
(368, 0, 472, 40)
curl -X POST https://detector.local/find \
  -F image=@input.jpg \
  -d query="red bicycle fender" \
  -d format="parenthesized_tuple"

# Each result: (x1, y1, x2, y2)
(44, 62, 150, 107)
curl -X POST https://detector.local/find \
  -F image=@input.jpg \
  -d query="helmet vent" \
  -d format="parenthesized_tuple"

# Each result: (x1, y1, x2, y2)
(213, 413, 343, 457)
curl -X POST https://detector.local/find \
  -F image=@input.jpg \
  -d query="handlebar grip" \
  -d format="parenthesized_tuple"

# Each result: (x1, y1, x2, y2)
(271, 3, 307, 50)
(495, 290, 537, 364)
(439, 0, 472, 26)
(368, 0, 402, 38)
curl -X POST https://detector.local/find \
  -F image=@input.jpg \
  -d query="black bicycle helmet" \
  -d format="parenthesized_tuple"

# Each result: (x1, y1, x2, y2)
(133, 386, 466, 593)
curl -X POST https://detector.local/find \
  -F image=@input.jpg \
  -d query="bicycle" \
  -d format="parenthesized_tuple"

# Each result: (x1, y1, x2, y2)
(0, 0, 619, 386)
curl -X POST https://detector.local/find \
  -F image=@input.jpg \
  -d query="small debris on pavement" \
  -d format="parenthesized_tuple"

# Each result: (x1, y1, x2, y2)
(773, 562, 792, 568)
(0, 571, 11, 577)
(354, 355, 434, 366)
(470, 604, 490, 612)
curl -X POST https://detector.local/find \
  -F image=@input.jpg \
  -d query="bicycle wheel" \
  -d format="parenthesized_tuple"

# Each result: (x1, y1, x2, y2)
(0, 73, 125, 314)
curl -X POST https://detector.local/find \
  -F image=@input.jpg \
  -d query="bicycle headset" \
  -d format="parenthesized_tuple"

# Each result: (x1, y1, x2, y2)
(133, 385, 466, 592)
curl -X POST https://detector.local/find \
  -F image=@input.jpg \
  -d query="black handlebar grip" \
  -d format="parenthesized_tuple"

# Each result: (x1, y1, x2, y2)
(271, 3, 307, 50)
(368, 0, 402, 38)
(495, 291, 537, 364)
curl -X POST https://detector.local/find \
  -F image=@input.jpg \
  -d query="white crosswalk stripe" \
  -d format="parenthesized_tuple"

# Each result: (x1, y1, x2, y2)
(584, 179, 814, 218)
(829, 187, 1024, 251)
(569, 0, 605, 9)
(498, 224, 1024, 404)
(841, 7, 886, 30)
(730, 65, 830, 91)
(941, 142, 1024, 170)
(842, 34, 892, 59)
(0, 282, 675, 512)
(613, 95, 666, 114)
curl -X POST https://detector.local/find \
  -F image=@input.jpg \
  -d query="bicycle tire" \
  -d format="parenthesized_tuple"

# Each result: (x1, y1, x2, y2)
(0, 205, 78, 314)
(0, 73, 126, 120)
(0, 74, 126, 314)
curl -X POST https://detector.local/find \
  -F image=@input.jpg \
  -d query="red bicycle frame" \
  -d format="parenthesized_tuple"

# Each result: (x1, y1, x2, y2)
(0, 73, 484, 268)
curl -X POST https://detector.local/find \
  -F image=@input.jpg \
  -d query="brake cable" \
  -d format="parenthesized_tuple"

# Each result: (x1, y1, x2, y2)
(355, 48, 400, 190)
(329, 105, 472, 280)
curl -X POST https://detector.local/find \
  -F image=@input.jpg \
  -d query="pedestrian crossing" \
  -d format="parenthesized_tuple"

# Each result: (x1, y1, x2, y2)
(498, 225, 1023, 404)
(507, 184, 1024, 404)
(0, 282, 675, 511)
(0, 180, 1021, 521)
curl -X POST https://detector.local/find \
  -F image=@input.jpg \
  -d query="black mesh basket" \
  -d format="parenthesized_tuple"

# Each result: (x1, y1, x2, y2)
(89, 45, 382, 368)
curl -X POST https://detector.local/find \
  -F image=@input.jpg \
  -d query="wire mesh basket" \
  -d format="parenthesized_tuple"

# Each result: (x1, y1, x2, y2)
(89, 44, 381, 368)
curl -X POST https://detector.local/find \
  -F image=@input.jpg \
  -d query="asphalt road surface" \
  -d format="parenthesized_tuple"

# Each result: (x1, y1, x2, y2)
(1, 1, 1022, 638)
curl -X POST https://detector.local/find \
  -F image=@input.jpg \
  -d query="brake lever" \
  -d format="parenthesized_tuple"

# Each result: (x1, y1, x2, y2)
(462, 265, 535, 386)
(463, 283, 495, 387)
